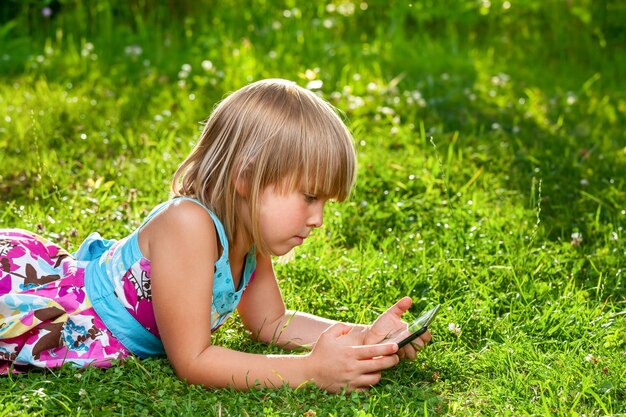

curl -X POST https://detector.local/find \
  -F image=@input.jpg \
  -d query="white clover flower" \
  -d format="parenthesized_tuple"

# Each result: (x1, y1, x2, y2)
(448, 322, 461, 336)
(306, 80, 323, 90)
(124, 45, 143, 57)
(566, 93, 577, 105)
(337, 2, 356, 16)
(366, 82, 378, 93)
(571, 232, 583, 247)
(33, 388, 46, 398)
(379, 106, 395, 115)
(347, 95, 365, 110)
(201, 60, 214, 71)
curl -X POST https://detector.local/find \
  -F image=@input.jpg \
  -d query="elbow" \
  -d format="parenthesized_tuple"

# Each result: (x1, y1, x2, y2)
(171, 360, 202, 386)
(248, 328, 272, 345)
(168, 351, 217, 388)
(243, 319, 276, 344)
(172, 362, 224, 388)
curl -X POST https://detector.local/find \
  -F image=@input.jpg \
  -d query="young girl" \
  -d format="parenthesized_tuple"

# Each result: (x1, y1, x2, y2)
(0, 79, 431, 392)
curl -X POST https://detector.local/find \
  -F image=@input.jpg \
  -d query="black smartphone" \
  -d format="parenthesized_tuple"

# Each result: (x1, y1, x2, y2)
(395, 304, 440, 348)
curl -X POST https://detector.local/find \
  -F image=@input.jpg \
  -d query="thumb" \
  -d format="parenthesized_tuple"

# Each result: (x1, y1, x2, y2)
(323, 322, 352, 339)
(387, 296, 413, 318)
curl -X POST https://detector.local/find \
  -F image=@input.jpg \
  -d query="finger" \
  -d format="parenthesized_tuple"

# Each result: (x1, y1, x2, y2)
(351, 343, 398, 359)
(386, 296, 413, 319)
(419, 330, 432, 344)
(323, 322, 352, 339)
(358, 353, 400, 373)
(353, 372, 383, 389)
(411, 337, 425, 349)
(400, 343, 418, 360)
(404, 329, 434, 358)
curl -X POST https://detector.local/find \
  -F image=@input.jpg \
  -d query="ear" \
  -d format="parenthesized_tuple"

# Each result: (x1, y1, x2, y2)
(234, 160, 253, 197)
(234, 173, 250, 197)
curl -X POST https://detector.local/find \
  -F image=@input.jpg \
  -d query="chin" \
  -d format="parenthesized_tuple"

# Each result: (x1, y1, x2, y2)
(272, 248, 291, 257)
(270, 245, 295, 257)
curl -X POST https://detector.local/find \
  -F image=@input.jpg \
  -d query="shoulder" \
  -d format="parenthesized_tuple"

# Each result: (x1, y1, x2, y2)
(139, 199, 219, 261)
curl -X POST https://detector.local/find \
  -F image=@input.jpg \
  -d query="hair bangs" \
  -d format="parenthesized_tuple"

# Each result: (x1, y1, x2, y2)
(263, 91, 356, 202)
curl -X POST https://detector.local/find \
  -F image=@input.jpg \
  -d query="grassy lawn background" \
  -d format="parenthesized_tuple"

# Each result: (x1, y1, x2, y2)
(1, 1, 625, 415)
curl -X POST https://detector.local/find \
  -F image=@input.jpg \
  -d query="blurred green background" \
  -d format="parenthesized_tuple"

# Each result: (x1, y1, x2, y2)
(1, 1, 625, 416)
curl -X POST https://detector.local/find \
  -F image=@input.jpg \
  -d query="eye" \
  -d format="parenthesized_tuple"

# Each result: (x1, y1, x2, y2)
(304, 193, 318, 203)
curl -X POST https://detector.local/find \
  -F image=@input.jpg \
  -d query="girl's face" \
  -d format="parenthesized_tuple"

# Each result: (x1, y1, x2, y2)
(257, 183, 327, 256)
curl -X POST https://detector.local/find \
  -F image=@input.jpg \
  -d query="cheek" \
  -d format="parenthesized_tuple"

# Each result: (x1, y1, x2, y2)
(258, 204, 283, 234)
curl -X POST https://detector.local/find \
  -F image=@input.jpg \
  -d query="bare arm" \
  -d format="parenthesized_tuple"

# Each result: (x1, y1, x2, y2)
(143, 201, 398, 392)
(237, 254, 368, 349)
(237, 256, 432, 359)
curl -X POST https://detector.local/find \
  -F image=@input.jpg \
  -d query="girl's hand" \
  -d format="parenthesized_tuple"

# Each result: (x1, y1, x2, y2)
(363, 297, 432, 360)
(308, 322, 399, 393)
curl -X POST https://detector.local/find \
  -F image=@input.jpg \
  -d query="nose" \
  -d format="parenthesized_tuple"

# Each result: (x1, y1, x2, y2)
(307, 202, 324, 228)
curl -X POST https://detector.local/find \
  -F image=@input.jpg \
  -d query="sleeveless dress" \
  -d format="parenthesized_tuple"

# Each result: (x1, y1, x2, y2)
(0, 197, 256, 373)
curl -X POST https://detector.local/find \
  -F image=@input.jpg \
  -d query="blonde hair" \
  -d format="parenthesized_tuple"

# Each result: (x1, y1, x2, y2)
(171, 79, 356, 255)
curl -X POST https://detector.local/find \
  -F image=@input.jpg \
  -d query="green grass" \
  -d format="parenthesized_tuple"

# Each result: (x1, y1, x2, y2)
(1, 1, 625, 415)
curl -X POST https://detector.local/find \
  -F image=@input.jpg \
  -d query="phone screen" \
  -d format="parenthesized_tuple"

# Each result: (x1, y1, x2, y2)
(395, 304, 440, 348)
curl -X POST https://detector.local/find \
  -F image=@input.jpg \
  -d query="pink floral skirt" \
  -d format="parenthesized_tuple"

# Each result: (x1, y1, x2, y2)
(0, 229, 129, 373)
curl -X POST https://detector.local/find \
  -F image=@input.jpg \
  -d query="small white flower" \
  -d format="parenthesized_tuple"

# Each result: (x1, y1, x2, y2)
(565, 91, 577, 105)
(448, 322, 461, 336)
(306, 80, 323, 90)
(571, 232, 583, 247)
(347, 95, 365, 110)
(610, 232, 618, 241)
(201, 60, 214, 71)
(337, 2, 356, 16)
(379, 106, 395, 115)
(124, 45, 143, 57)
(79, 388, 87, 397)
